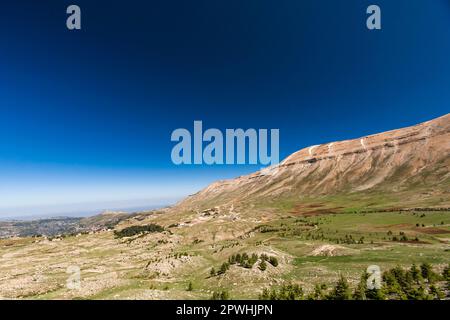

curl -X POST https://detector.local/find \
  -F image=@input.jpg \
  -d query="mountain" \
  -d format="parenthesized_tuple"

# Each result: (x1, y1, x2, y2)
(1, 115, 449, 300)
(179, 114, 450, 211)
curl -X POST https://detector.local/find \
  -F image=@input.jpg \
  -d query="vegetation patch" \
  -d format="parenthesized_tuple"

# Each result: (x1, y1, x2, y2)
(114, 224, 164, 238)
(259, 263, 450, 300)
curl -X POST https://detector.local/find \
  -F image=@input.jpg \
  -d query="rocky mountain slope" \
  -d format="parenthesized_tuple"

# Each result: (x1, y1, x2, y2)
(180, 114, 450, 210)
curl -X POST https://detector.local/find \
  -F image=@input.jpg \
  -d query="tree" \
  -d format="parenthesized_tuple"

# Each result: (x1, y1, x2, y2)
(218, 262, 229, 275)
(429, 285, 444, 300)
(113, 223, 164, 238)
(420, 263, 436, 283)
(353, 272, 367, 300)
(258, 259, 267, 271)
(279, 284, 303, 300)
(250, 253, 258, 265)
(443, 264, 450, 295)
(409, 264, 423, 284)
(260, 284, 303, 300)
(383, 267, 407, 299)
(210, 267, 216, 277)
(259, 288, 270, 300)
(442, 264, 450, 281)
(407, 285, 429, 300)
(220, 290, 230, 300)
(366, 287, 386, 300)
(328, 275, 352, 300)
(187, 281, 193, 291)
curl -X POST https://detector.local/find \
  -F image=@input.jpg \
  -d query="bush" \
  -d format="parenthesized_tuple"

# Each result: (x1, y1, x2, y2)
(218, 262, 230, 275)
(420, 263, 437, 283)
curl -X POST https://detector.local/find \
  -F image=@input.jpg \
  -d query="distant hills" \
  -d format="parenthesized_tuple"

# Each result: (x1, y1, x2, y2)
(0, 212, 130, 238)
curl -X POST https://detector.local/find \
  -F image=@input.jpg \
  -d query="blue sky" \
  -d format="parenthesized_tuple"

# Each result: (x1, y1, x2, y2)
(0, 0, 449, 217)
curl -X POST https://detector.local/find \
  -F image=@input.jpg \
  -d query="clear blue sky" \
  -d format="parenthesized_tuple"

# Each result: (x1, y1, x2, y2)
(0, 0, 449, 217)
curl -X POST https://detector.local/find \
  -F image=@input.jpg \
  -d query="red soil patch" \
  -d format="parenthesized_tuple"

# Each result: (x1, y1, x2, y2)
(290, 204, 342, 217)
(416, 227, 450, 235)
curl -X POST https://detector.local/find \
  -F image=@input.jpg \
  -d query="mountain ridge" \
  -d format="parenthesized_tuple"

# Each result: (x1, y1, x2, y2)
(178, 114, 450, 210)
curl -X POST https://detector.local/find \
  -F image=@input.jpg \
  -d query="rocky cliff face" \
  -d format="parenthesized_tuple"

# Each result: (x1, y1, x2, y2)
(180, 114, 450, 209)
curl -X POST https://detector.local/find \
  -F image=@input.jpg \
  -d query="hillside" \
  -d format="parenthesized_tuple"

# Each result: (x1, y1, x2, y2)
(179, 113, 449, 211)
(0, 115, 449, 300)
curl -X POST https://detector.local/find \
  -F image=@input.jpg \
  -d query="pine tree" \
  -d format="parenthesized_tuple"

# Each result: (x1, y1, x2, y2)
(220, 290, 230, 300)
(353, 272, 367, 300)
(443, 264, 450, 295)
(383, 268, 407, 299)
(442, 264, 450, 281)
(308, 284, 327, 300)
(259, 288, 270, 300)
(211, 290, 230, 300)
(366, 287, 386, 300)
(407, 285, 429, 300)
(210, 267, 216, 277)
(218, 262, 229, 275)
(250, 253, 258, 265)
(410, 264, 423, 284)
(187, 281, 193, 291)
(259, 259, 267, 271)
(429, 285, 444, 300)
(420, 262, 435, 283)
(329, 275, 352, 300)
